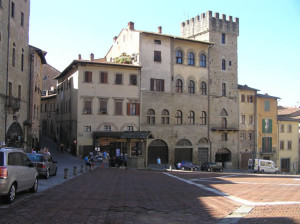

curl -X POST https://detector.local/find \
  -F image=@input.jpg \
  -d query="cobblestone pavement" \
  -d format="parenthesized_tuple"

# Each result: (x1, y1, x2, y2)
(0, 168, 241, 224)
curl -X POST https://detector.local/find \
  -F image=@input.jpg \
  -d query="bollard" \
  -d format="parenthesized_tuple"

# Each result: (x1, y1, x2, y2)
(80, 165, 84, 173)
(64, 168, 69, 179)
(169, 164, 172, 171)
(73, 166, 77, 176)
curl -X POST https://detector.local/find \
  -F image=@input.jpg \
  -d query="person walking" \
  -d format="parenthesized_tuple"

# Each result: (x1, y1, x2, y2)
(157, 157, 161, 166)
(84, 155, 92, 171)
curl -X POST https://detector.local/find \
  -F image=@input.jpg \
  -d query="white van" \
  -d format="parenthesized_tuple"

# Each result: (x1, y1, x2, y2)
(248, 159, 279, 174)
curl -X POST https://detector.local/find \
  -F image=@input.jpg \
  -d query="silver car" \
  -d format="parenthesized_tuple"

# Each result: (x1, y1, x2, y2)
(26, 153, 57, 179)
(0, 147, 39, 203)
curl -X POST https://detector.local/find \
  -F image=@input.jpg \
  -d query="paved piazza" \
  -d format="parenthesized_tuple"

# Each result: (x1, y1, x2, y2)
(166, 171, 300, 223)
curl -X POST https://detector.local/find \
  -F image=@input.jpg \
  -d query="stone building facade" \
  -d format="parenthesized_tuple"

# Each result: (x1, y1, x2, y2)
(106, 11, 240, 168)
(0, 0, 30, 147)
(238, 85, 258, 169)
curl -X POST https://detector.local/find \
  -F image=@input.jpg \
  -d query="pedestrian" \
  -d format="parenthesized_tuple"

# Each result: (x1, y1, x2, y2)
(157, 157, 161, 166)
(84, 155, 92, 171)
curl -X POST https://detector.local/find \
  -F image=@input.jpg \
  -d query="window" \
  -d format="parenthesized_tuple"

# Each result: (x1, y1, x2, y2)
(200, 81, 207, 95)
(130, 74, 137, 85)
(222, 33, 225, 44)
(280, 124, 284, 133)
(100, 72, 108, 84)
(154, 40, 161, 45)
(175, 79, 183, 93)
(176, 50, 183, 64)
(262, 137, 272, 152)
(21, 49, 24, 71)
(222, 59, 226, 70)
(241, 94, 245, 102)
(222, 117, 227, 128)
(0, 0, 2, 8)
(188, 80, 195, 94)
(175, 110, 182, 125)
(264, 101, 270, 111)
(115, 100, 123, 115)
(188, 52, 194, 65)
(241, 115, 245, 124)
(262, 119, 272, 133)
(12, 46, 16, 67)
(200, 54, 206, 67)
(288, 141, 292, 150)
(127, 102, 140, 116)
(33, 105, 36, 118)
(150, 78, 164, 92)
(247, 95, 254, 103)
(200, 111, 207, 125)
(188, 111, 195, 125)
(104, 126, 111, 132)
(21, 12, 24, 26)
(99, 99, 108, 114)
(280, 141, 284, 150)
(84, 71, 92, 83)
(147, 109, 155, 124)
(248, 131, 253, 140)
(222, 132, 227, 141)
(288, 125, 292, 133)
(249, 115, 254, 124)
(222, 83, 226, 97)
(161, 109, 169, 124)
(83, 99, 92, 114)
(115, 73, 122, 84)
(127, 126, 134, 131)
(18, 85, 21, 99)
(240, 131, 246, 140)
(11, 2, 15, 18)
(154, 51, 161, 62)
(229, 61, 232, 66)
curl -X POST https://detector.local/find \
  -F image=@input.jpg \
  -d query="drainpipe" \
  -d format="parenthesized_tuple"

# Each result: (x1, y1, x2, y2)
(27, 52, 34, 147)
(5, 0, 11, 143)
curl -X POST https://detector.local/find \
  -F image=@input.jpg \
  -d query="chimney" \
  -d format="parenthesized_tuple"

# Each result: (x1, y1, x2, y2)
(128, 21, 134, 30)
(78, 54, 81, 60)
(90, 53, 94, 61)
(158, 26, 162, 34)
(113, 36, 118, 43)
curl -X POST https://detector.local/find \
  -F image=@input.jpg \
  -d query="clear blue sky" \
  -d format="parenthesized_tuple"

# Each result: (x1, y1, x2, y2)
(29, 0, 300, 107)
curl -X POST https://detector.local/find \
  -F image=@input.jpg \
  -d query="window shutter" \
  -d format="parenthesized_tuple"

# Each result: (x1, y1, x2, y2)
(136, 103, 140, 115)
(269, 119, 272, 133)
(127, 103, 130, 115)
(150, 79, 154, 91)
(161, 80, 165, 92)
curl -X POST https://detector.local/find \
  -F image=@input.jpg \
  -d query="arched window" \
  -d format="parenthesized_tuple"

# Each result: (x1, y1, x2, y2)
(147, 109, 155, 124)
(200, 81, 207, 95)
(176, 79, 183, 93)
(188, 52, 194, 66)
(188, 111, 195, 124)
(175, 110, 182, 125)
(176, 50, 183, 64)
(188, 80, 195, 94)
(222, 117, 227, 128)
(161, 109, 169, 124)
(200, 111, 207, 125)
(200, 54, 206, 67)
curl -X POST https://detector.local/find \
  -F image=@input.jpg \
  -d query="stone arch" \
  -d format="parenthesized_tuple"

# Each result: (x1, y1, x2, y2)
(198, 137, 209, 144)
(6, 122, 23, 147)
(148, 139, 168, 164)
(215, 148, 231, 167)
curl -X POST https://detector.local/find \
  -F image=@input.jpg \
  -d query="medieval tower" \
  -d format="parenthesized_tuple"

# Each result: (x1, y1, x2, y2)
(181, 11, 240, 168)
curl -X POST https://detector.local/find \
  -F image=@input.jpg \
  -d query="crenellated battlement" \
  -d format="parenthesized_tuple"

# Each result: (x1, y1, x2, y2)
(181, 11, 239, 38)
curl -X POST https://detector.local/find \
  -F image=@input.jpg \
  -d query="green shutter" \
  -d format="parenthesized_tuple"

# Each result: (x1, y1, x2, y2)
(262, 120, 266, 133)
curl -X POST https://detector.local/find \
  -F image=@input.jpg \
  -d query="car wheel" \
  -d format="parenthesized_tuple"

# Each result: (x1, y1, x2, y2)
(181, 167, 185, 170)
(260, 170, 264, 174)
(275, 171, 278, 174)
(207, 168, 211, 172)
(5, 183, 16, 204)
(45, 169, 50, 179)
(29, 178, 38, 193)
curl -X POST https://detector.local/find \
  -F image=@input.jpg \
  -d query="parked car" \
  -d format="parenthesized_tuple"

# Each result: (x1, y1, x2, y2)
(0, 147, 39, 203)
(175, 161, 199, 171)
(201, 162, 223, 172)
(27, 153, 57, 179)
